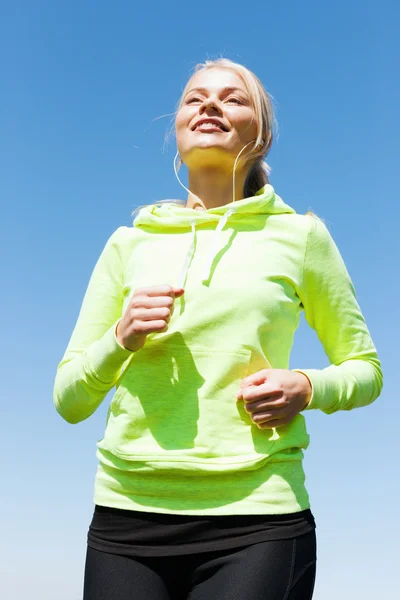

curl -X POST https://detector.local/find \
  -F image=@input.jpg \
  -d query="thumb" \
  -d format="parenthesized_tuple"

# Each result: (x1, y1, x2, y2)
(172, 287, 185, 298)
(236, 369, 269, 401)
(240, 369, 269, 389)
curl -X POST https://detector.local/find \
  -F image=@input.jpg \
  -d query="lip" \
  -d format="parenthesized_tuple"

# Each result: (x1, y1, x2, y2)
(192, 118, 229, 132)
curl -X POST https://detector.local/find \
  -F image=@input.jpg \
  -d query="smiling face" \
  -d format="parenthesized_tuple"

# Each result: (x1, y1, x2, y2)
(175, 68, 259, 172)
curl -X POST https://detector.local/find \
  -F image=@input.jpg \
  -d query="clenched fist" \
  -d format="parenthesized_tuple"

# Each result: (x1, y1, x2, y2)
(116, 285, 184, 352)
(236, 369, 312, 428)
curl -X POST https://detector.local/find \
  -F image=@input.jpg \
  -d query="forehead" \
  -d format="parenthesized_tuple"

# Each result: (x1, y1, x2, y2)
(187, 68, 247, 94)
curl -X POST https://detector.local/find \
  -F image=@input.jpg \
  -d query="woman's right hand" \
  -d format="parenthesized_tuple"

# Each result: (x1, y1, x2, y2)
(116, 285, 185, 352)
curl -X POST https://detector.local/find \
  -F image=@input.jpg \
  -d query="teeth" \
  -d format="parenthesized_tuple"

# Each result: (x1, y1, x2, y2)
(197, 122, 223, 130)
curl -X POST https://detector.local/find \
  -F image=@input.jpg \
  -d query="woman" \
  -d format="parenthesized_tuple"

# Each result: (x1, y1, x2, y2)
(54, 59, 383, 600)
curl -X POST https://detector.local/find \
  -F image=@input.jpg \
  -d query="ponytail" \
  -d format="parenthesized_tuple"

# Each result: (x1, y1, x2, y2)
(243, 159, 270, 198)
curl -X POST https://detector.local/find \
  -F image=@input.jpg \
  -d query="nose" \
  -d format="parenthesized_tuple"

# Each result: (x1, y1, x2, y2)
(199, 96, 223, 115)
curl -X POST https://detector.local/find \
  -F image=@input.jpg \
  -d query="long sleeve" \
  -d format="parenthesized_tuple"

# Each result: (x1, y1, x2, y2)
(53, 227, 134, 424)
(294, 217, 383, 414)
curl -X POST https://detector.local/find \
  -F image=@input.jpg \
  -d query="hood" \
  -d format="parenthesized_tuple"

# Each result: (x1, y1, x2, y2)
(133, 184, 295, 287)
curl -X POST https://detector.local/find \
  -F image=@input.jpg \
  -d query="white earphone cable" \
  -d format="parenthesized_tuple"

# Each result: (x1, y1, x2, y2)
(232, 140, 256, 204)
(173, 151, 205, 210)
(174, 141, 256, 208)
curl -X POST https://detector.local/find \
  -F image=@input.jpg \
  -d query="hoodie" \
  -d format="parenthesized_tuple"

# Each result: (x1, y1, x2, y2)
(53, 185, 382, 515)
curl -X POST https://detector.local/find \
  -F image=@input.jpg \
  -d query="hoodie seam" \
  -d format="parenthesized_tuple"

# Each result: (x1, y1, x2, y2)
(302, 218, 316, 329)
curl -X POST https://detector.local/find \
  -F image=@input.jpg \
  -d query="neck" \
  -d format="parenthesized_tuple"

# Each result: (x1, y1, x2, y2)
(185, 168, 247, 210)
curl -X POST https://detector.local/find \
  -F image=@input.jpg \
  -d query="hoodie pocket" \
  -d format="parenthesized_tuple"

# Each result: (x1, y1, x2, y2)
(100, 342, 275, 473)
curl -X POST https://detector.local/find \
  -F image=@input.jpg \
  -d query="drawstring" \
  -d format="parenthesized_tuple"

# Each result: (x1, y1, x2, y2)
(177, 219, 197, 289)
(201, 207, 235, 282)
(177, 208, 235, 288)
(172, 146, 244, 287)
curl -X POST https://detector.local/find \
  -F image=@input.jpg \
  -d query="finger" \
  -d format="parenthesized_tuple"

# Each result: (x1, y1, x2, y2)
(257, 418, 289, 429)
(137, 285, 184, 298)
(133, 307, 171, 322)
(241, 384, 282, 403)
(239, 369, 270, 389)
(135, 320, 169, 334)
(236, 384, 269, 402)
(251, 410, 284, 425)
(244, 397, 285, 414)
(132, 296, 174, 309)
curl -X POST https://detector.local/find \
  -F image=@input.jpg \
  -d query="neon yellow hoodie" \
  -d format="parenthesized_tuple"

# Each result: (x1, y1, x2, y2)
(53, 185, 382, 515)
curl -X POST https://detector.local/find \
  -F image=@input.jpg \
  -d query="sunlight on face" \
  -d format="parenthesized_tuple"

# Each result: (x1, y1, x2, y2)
(176, 68, 258, 171)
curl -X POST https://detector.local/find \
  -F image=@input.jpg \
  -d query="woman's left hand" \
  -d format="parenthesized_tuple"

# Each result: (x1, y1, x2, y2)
(236, 369, 312, 429)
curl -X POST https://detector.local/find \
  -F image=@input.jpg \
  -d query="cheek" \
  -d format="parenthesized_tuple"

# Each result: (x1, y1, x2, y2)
(175, 112, 191, 149)
(175, 110, 185, 131)
(239, 120, 258, 140)
(231, 112, 258, 140)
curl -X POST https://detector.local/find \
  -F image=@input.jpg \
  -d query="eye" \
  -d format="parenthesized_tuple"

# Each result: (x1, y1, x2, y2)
(186, 96, 202, 104)
(226, 97, 244, 105)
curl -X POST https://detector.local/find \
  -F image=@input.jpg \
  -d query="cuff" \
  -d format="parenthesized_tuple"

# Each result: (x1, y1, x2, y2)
(113, 318, 131, 351)
(85, 320, 134, 384)
(293, 369, 315, 410)
(293, 368, 336, 412)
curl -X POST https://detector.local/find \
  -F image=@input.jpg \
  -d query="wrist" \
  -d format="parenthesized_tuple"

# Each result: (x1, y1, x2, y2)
(294, 370, 313, 408)
(114, 319, 129, 351)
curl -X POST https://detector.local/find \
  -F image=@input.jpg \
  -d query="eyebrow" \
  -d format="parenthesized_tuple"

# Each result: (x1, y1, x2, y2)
(185, 86, 248, 97)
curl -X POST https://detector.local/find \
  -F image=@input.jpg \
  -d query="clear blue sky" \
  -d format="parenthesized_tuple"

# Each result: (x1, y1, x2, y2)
(1, 1, 398, 598)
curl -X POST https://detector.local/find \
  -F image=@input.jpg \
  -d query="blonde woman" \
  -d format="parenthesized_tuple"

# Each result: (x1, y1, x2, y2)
(54, 59, 382, 600)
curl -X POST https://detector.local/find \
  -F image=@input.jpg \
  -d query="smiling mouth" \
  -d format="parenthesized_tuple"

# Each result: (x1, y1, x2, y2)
(192, 120, 228, 132)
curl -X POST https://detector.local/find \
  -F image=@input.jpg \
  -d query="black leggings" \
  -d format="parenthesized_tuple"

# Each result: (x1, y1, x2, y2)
(83, 530, 316, 600)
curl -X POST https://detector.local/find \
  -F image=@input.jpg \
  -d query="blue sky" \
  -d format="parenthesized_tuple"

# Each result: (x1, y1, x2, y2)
(1, 1, 398, 598)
